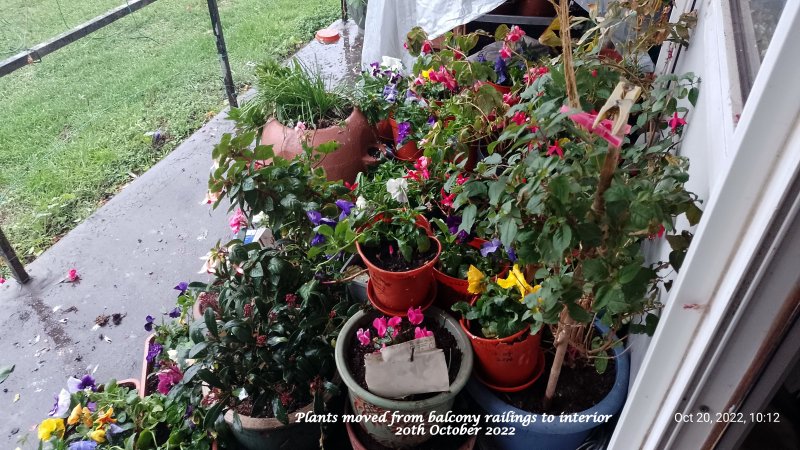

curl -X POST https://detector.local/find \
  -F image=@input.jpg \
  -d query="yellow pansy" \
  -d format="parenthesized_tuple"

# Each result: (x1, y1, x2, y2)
(467, 265, 486, 294)
(68, 404, 93, 427)
(421, 69, 432, 80)
(497, 264, 541, 301)
(89, 427, 107, 443)
(38, 418, 65, 441)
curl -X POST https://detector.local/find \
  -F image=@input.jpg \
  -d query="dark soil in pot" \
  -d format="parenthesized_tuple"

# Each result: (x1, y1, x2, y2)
(360, 240, 438, 272)
(298, 106, 353, 129)
(498, 345, 616, 414)
(346, 318, 463, 400)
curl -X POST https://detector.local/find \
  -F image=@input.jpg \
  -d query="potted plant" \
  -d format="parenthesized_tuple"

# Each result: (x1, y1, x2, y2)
(447, 2, 700, 448)
(353, 58, 407, 142)
(390, 89, 432, 161)
(334, 306, 473, 448)
(231, 59, 378, 183)
(185, 239, 358, 450)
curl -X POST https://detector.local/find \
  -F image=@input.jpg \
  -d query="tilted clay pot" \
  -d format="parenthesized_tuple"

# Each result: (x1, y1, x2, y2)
(260, 108, 379, 183)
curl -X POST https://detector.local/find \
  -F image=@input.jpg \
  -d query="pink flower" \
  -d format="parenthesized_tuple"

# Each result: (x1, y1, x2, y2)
(67, 269, 80, 283)
(228, 208, 248, 234)
(669, 112, 687, 133)
(373, 317, 388, 338)
(499, 44, 512, 59)
(388, 316, 402, 338)
(407, 307, 424, 325)
(414, 327, 433, 339)
(0, 277, 5, 284)
(414, 156, 430, 179)
(294, 121, 307, 132)
(503, 93, 519, 106)
(547, 141, 564, 158)
(421, 40, 433, 54)
(200, 190, 221, 205)
(441, 189, 456, 208)
(591, 69, 598, 77)
(559, 105, 632, 148)
(404, 42, 409, 50)
(456, 173, 468, 185)
(429, 66, 458, 92)
(413, 76, 425, 85)
(356, 328, 371, 346)
(506, 25, 525, 43)
(511, 111, 528, 126)
(157, 365, 183, 395)
(523, 66, 549, 85)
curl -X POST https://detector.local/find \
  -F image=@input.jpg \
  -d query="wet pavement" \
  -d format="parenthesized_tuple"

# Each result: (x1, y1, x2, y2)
(0, 20, 361, 449)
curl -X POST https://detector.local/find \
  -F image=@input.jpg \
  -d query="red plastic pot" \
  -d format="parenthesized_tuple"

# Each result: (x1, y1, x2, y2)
(389, 118, 423, 161)
(375, 118, 394, 142)
(475, 80, 511, 95)
(357, 236, 441, 315)
(460, 310, 542, 389)
(260, 108, 379, 183)
(433, 238, 486, 310)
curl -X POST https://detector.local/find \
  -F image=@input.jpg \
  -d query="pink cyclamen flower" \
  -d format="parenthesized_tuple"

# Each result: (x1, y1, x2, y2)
(506, 25, 525, 43)
(228, 208, 248, 235)
(356, 328, 371, 346)
(669, 112, 687, 133)
(421, 40, 433, 54)
(511, 111, 528, 126)
(388, 316, 402, 338)
(407, 307, 424, 325)
(499, 44, 512, 59)
(373, 317, 388, 338)
(547, 141, 564, 158)
(67, 269, 80, 283)
(414, 327, 433, 339)
(157, 365, 183, 395)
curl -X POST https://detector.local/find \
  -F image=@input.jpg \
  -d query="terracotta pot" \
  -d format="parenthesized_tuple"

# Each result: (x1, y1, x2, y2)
(260, 108, 379, 183)
(516, 0, 554, 16)
(475, 80, 511, 95)
(460, 314, 542, 389)
(117, 378, 141, 393)
(375, 118, 394, 142)
(433, 238, 486, 311)
(357, 236, 441, 315)
(335, 307, 473, 448)
(389, 118, 423, 161)
(223, 404, 320, 450)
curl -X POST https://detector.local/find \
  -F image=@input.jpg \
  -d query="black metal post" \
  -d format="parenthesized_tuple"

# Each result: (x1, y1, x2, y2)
(206, 0, 238, 108)
(0, 227, 30, 284)
(341, 0, 348, 22)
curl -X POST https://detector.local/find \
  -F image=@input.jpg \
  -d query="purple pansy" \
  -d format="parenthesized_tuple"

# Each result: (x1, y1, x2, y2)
(69, 442, 99, 450)
(427, 116, 436, 126)
(168, 307, 181, 318)
(397, 121, 412, 144)
(48, 389, 70, 417)
(173, 281, 188, 294)
(507, 246, 518, 262)
(87, 402, 97, 412)
(144, 315, 155, 332)
(310, 233, 326, 246)
(480, 238, 502, 257)
(494, 56, 508, 85)
(445, 215, 462, 234)
(146, 342, 163, 363)
(335, 199, 355, 220)
(456, 230, 470, 243)
(369, 62, 380, 76)
(383, 84, 398, 103)
(477, 53, 487, 63)
(67, 374, 96, 393)
(306, 211, 336, 227)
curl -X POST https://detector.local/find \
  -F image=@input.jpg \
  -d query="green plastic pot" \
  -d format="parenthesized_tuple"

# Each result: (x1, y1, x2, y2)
(335, 307, 473, 448)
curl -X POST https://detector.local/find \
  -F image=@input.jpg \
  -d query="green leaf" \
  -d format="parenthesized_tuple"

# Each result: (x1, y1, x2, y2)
(688, 87, 699, 106)
(459, 204, 477, 234)
(316, 141, 340, 154)
(204, 400, 226, 430)
(488, 177, 507, 206)
(686, 202, 703, 226)
(552, 224, 572, 256)
(618, 262, 642, 284)
(0, 365, 14, 384)
(272, 398, 289, 424)
(253, 145, 274, 160)
(548, 176, 570, 203)
(416, 234, 431, 253)
(204, 307, 218, 337)
(594, 353, 609, 374)
(188, 342, 209, 359)
(567, 302, 593, 323)
(582, 259, 607, 282)
(499, 216, 518, 248)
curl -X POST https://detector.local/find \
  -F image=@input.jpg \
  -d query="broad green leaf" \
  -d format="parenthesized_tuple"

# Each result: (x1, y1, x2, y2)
(0, 365, 13, 384)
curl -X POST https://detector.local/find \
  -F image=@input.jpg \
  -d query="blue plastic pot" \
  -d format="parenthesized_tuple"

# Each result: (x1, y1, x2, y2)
(466, 324, 630, 450)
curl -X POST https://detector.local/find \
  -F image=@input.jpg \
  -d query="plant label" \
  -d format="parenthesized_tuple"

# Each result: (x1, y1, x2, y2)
(364, 336, 450, 398)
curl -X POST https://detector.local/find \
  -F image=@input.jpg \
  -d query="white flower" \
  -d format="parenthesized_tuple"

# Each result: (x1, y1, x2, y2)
(381, 56, 404, 72)
(252, 212, 268, 226)
(386, 178, 409, 203)
(167, 349, 178, 362)
(355, 196, 367, 211)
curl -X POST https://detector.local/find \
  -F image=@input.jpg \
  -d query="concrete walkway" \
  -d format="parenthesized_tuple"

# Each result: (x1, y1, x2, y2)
(0, 20, 361, 449)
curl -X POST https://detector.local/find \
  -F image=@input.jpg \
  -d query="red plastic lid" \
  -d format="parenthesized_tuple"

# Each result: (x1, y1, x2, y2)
(316, 28, 340, 44)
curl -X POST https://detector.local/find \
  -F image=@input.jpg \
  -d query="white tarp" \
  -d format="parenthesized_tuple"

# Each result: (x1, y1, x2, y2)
(361, 0, 506, 71)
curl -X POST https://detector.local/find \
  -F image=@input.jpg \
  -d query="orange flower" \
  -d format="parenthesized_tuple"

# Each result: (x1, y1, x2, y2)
(94, 407, 116, 427)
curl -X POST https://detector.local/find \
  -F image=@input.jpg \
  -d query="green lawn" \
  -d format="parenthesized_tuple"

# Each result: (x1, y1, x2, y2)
(0, 0, 340, 274)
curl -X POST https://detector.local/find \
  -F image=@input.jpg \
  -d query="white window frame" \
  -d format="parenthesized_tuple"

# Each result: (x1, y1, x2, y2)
(609, 1, 800, 448)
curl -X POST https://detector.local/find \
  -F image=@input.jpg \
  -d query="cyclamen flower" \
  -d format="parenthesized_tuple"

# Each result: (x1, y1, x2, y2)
(0, 277, 5, 284)
(146, 342, 163, 363)
(228, 208, 248, 235)
(157, 365, 183, 395)
(67, 374, 97, 393)
(397, 121, 412, 144)
(373, 317, 388, 337)
(357, 328, 371, 345)
(407, 307, 424, 325)
(499, 44, 512, 59)
(335, 199, 355, 220)
(506, 25, 526, 42)
(480, 238, 502, 257)
(388, 316, 402, 338)
(174, 281, 188, 294)
(144, 315, 156, 332)
(415, 327, 433, 339)
(669, 112, 687, 132)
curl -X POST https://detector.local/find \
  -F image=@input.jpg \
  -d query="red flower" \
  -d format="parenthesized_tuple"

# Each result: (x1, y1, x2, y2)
(528, 124, 540, 134)
(511, 111, 528, 126)
(256, 335, 267, 347)
(591, 69, 598, 77)
(441, 189, 456, 208)
(499, 44, 512, 59)
(503, 93, 519, 106)
(243, 304, 253, 317)
(429, 66, 458, 92)
(668, 112, 687, 133)
(285, 293, 298, 308)
(506, 25, 526, 43)
(456, 173, 469, 185)
(344, 181, 358, 191)
(67, 268, 80, 282)
(546, 141, 564, 158)
(329, 309, 336, 318)
(421, 40, 433, 54)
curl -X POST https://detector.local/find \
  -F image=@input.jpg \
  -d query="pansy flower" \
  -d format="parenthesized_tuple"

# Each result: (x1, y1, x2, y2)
(310, 233, 326, 247)
(69, 441, 98, 450)
(38, 418, 65, 441)
(146, 342, 163, 362)
(173, 281, 188, 294)
(144, 315, 156, 332)
(480, 239, 502, 257)
(168, 307, 181, 318)
(48, 389, 71, 418)
(494, 56, 508, 85)
(467, 265, 486, 294)
(497, 264, 541, 301)
(335, 199, 355, 220)
(397, 121, 412, 144)
(67, 374, 96, 393)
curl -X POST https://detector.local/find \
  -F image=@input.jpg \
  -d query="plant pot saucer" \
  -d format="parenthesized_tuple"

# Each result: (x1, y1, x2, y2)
(366, 278, 437, 316)
(474, 349, 545, 393)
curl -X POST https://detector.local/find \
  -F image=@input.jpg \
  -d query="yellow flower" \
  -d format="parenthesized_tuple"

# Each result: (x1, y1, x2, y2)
(68, 405, 93, 427)
(94, 407, 116, 427)
(89, 428, 106, 443)
(421, 69, 432, 80)
(467, 265, 486, 294)
(497, 264, 541, 301)
(38, 418, 65, 441)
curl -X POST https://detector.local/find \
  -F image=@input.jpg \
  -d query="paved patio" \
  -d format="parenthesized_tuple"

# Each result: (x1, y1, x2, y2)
(0, 20, 361, 448)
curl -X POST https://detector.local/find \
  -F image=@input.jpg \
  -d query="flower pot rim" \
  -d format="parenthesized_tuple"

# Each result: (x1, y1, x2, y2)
(334, 306, 473, 411)
(356, 235, 442, 277)
(466, 321, 630, 427)
(264, 107, 363, 132)
(223, 401, 314, 430)
(433, 266, 468, 285)
(458, 295, 535, 344)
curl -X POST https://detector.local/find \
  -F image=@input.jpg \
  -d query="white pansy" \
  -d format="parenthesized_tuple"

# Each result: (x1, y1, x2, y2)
(355, 196, 368, 210)
(381, 56, 404, 72)
(386, 178, 409, 203)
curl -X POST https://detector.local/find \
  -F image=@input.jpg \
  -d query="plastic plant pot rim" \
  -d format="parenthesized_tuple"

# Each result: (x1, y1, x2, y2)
(335, 306, 473, 411)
